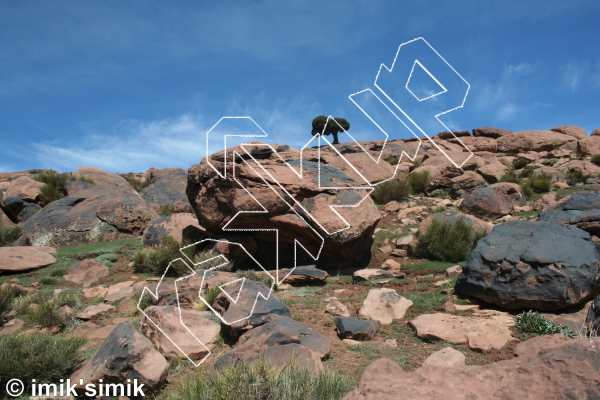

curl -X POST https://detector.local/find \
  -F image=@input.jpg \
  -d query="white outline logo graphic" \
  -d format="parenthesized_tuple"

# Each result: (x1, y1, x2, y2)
(138, 37, 473, 366)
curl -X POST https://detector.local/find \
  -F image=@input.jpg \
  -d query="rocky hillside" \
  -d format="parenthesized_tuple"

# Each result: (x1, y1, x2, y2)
(0, 125, 599, 399)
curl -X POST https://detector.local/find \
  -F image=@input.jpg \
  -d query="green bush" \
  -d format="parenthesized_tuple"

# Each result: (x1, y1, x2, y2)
(515, 310, 576, 337)
(119, 174, 149, 192)
(386, 156, 400, 166)
(520, 182, 533, 199)
(160, 203, 176, 217)
(33, 170, 94, 205)
(95, 253, 118, 267)
(25, 301, 66, 329)
(429, 189, 450, 199)
(0, 333, 86, 396)
(566, 169, 590, 186)
(236, 269, 273, 288)
(592, 154, 600, 166)
(512, 158, 528, 169)
(542, 158, 558, 166)
(528, 172, 552, 193)
(501, 168, 522, 185)
(171, 358, 356, 400)
(132, 236, 199, 276)
(407, 170, 430, 195)
(371, 178, 412, 204)
(39, 277, 57, 286)
(194, 285, 224, 312)
(0, 225, 21, 247)
(12, 290, 79, 331)
(0, 285, 24, 323)
(414, 218, 487, 262)
(520, 165, 537, 178)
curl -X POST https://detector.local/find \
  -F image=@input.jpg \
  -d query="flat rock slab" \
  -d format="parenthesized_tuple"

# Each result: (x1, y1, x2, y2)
(63, 259, 109, 287)
(342, 338, 600, 400)
(336, 317, 379, 341)
(256, 265, 329, 284)
(76, 304, 116, 320)
(0, 318, 24, 335)
(82, 286, 108, 299)
(0, 246, 56, 272)
(421, 347, 466, 368)
(69, 321, 118, 340)
(359, 288, 413, 325)
(409, 313, 516, 352)
(140, 305, 220, 361)
(353, 269, 395, 282)
(104, 281, 135, 303)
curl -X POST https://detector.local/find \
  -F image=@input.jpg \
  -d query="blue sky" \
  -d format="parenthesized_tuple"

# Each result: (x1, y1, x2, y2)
(1, 0, 599, 173)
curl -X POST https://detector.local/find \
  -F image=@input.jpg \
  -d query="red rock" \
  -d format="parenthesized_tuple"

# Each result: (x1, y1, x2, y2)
(5, 176, 45, 202)
(0, 246, 56, 272)
(63, 259, 109, 287)
(449, 136, 497, 152)
(73, 166, 130, 187)
(497, 130, 574, 153)
(551, 125, 587, 140)
(359, 288, 413, 325)
(421, 347, 466, 367)
(142, 213, 205, 248)
(472, 126, 513, 138)
(578, 136, 600, 155)
(76, 304, 116, 320)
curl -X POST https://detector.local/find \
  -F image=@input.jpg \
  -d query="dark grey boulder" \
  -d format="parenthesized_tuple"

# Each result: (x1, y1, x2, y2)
(455, 221, 600, 311)
(213, 279, 291, 339)
(335, 317, 379, 341)
(538, 192, 600, 236)
(140, 168, 193, 213)
(0, 196, 41, 223)
(472, 126, 513, 138)
(214, 316, 330, 371)
(459, 186, 513, 221)
(586, 294, 600, 336)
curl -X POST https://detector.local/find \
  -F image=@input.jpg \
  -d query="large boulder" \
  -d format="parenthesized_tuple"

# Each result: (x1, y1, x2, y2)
(455, 221, 600, 310)
(142, 213, 205, 248)
(4, 176, 45, 202)
(472, 126, 513, 139)
(140, 168, 193, 213)
(497, 130, 574, 153)
(214, 316, 330, 371)
(341, 338, 600, 400)
(16, 184, 156, 246)
(578, 136, 600, 155)
(449, 171, 488, 198)
(73, 166, 130, 187)
(550, 125, 587, 140)
(448, 136, 497, 152)
(186, 143, 380, 270)
(70, 321, 169, 395)
(459, 186, 514, 221)
(0, 246, 56, 272)
(0, 197, 41, 223)
(538, 192, 600, 236)
(409, 313, 516, 351)
(140, 305, 221, 361)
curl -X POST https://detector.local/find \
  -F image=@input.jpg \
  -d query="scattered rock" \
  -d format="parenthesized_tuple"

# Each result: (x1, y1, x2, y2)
(257, 265, 329, 284)
(445, 265, 462, 276)
(380, 259, 401, 272)
(383, 201, 402, 212)
(342, 338, 600, 400)
(104, 281, 135, 303)
(76, 304, 116, 320)
(326, 300, 351, 317)
(0, 319, 24, 335)
(70, 322, 169, 394)
(141, 305, 221, 361)
(335, 317, 379, 341)
(533, 192, 558, 211)
(213, 279, 291, 339)
(82, 286, 108, 300)
(68, 321, 118, 341)
(514, 334, 572, 357)
(359, 288, 413, 325)
(421, 347, 466, 368)
(62, 259, 109, 287)
(0, 196, 42, 223)
(455, 221, 600, 310)
(459, 186, 514, 221)
(353, 269, 395, 281)
(409, 313, 516, 351)
(214, 316, 330, 371)
(0, 246, 56, 272)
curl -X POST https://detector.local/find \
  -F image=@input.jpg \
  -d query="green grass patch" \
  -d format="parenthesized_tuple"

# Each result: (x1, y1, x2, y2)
(371, 178, 412, 204)
(407, 170, 430, 195)
(0, 333, 86, 397)
(404, 289, 451, 315)
(515, 310, 577, 338)
(160, 203, 176, 217)
(414, 218, 487, 263)
(57, 237, 142, 259)
(119, 174, 150, 192)
(171, 358, 356, 400)
(528, 172, 552, 193)
(401, 260, 456, 272)
(0, 225, 21, 247)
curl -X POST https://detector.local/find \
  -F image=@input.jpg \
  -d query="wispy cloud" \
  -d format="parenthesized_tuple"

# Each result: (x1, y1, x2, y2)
(561, 61, 600, 92)
(31, 114, 209, 173)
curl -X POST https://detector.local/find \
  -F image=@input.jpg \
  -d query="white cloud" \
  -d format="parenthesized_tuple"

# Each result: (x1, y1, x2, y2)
(31, 114, 209, 173)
